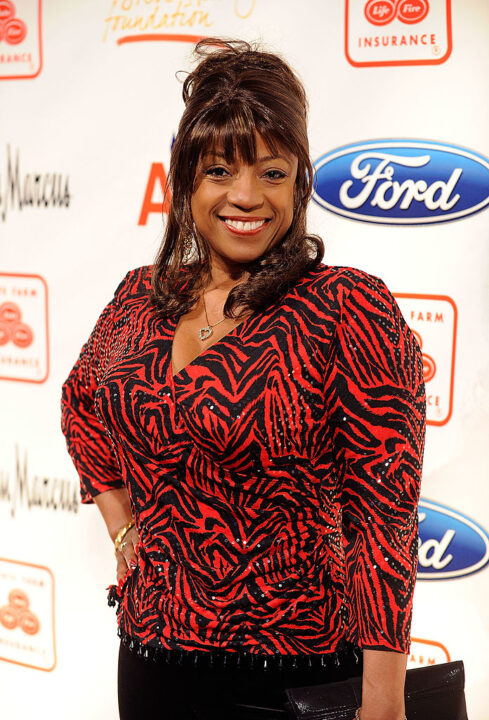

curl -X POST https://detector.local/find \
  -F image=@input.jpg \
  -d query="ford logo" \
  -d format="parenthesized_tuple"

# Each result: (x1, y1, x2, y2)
(312, 140, 489, 225)
(417, 499, 489, 580)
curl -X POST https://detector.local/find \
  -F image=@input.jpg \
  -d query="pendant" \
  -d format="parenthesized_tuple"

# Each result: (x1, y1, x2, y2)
(199, 326, 213, 340)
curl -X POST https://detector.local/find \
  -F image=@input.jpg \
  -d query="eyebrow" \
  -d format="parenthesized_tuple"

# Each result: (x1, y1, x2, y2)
(202, 151, 292, 164)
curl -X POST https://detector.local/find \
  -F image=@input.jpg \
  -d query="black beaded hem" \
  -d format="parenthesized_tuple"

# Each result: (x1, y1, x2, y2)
(116, 626, 362, 672)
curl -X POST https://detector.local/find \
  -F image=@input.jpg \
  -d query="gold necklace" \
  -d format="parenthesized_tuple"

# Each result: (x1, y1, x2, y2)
(199, 293, 226, 340)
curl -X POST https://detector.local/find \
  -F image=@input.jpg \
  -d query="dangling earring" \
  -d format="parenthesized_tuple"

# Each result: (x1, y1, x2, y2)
(182, 235, 193, 263)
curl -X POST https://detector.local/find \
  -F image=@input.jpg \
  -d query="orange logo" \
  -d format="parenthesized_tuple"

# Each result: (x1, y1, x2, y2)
(0, 0, 42, 80)
(102, 0, 259, 46)
(0, 588, 40, 635)
(0, 273, 49, 384)
(364, 0, 429, 26)
(408, 637, 451, 668)
(394, 294, 457, 426)
(0, 1, 27, 44)
(138, 163, 171, 226)
(0, 301, 34, 348)
(345, 0, 452, 67)
(0, 557, 55, 671)
(411, 329, 436, 383)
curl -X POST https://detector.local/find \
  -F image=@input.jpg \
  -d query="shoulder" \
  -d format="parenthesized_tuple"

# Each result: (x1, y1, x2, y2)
(112, 263, 195, 304)
(301, 263, 409, 347)
(112, 265, 153, 304)
(303, 262, 394, 310)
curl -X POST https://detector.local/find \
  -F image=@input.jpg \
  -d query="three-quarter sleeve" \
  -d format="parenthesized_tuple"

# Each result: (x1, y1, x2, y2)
(61, 276, 129, 504)
(330, 273, 426, 653)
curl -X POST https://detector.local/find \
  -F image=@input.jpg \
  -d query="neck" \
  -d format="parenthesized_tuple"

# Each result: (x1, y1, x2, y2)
(204, 257, 250, 293)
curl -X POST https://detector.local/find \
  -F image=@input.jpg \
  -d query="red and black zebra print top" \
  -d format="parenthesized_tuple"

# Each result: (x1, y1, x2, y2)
(61, 262, 426, 659)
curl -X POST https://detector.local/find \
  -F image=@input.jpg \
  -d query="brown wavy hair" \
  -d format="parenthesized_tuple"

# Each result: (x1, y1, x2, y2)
(150, 38, 324, 319)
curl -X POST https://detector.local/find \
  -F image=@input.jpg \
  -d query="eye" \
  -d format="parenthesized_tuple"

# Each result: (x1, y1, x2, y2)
(264, 169, 287, 181)
(204, 165, 230, 178)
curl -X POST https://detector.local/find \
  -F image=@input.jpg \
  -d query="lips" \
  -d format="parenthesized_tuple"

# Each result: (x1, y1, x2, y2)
(219, 216, 271, 235)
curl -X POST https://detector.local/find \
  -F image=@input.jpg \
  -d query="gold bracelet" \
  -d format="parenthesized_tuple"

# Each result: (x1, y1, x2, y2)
(355, 710, 407, 720)
(114, 520, 135, 552)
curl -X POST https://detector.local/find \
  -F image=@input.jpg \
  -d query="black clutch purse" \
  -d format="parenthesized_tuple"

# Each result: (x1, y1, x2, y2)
(284, 660, 468, 720)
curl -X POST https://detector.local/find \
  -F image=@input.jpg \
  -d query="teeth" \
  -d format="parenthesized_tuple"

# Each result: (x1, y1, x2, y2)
(223, 219, 267, 231)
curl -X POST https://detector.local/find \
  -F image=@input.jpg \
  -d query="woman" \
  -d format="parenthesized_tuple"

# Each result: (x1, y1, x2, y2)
(61, 39, 426, 720)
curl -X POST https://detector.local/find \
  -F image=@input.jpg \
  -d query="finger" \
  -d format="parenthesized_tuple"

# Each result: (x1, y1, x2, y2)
(118, 541, 138, 571)
(114, 527, 139, 580)
(123, 533, 139, 568)
(116, 553, 127, 582)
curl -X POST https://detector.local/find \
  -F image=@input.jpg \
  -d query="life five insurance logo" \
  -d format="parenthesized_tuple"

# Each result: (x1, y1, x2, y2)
(345, 0, 452, 67)
(313, 141, 489, 226)
(417, 500, 489, 580)
(0, 0, 42, 80)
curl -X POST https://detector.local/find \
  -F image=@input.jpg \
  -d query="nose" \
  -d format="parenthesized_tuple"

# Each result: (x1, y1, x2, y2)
(227, 168, 264, 211)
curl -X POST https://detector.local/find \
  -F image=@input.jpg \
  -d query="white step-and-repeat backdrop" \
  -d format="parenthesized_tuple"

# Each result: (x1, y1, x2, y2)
(1, 1, 489, 718)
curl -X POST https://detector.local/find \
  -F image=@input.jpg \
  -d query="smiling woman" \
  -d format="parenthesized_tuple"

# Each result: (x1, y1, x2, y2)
(61, 37, 425, 720)
(150, 38, 324, 324)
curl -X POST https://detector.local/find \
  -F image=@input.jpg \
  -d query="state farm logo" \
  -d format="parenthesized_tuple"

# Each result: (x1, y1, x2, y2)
(346, 0, 451, 67)
(0, 1, 27, 43)
(0, 273, 49, 383)
(417, 499, 489, 580)
(413, 329, 435, 382)
(0, 0, 42, 80)
(365, 0, 429, 25)
(408, 637, 451, 669)
(0, 557, 55, 671)
(394, 294, 456, 426)
(312, 141, 489, 225)
(0, 302, 34, 348)
(0, 588, 40, 635)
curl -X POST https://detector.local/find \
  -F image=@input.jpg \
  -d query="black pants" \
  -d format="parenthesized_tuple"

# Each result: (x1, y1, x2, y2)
(118, 641, 363, 720)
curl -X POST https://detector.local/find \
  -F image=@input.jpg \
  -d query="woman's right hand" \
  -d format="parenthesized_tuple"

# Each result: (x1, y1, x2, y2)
(92, 488, 140, 582)
(114, 525, 140, 582)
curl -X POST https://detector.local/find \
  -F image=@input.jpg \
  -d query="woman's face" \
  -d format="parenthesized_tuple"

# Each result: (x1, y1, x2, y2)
(190, 133, 298, 268)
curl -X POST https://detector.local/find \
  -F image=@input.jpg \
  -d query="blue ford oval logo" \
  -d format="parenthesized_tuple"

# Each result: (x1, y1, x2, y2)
(417, 499, 489, 580)
(312, 140, 489, 225)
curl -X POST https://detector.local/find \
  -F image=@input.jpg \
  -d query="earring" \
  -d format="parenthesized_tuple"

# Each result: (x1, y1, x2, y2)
(182, 235, 193, 263)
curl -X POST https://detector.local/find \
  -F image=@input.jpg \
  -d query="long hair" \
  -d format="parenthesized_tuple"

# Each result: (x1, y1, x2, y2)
(150, 38, 324, 319)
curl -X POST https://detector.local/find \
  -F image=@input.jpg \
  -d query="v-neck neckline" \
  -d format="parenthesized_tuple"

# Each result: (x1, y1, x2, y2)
(169, 307, 258, 385)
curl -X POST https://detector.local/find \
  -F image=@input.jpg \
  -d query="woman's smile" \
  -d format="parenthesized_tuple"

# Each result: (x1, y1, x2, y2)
(218, 215, 271, 235)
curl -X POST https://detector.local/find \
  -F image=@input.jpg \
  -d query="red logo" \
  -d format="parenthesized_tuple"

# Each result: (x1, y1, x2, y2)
(365, 0, 429, 26)
(0, 588, 40, 635)
(138, 163, 171, 226)
(411, 329, 436, 383)
(0, 301, 34, 348)
(0, 0, 42, 80)
(0, 1, 27, 43)
(409, 637, 451, 668)
(0, 273, 49, 383)
(345, 0, 452, 68)
(394, 294, 457, 426)
(0, 557, 56, 671)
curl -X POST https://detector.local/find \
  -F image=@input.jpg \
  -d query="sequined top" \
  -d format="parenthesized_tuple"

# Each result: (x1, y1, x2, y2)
(61, 262, 426, 661)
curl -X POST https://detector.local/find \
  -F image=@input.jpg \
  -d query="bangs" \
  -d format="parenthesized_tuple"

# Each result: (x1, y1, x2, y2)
(188, 102, 289, 167)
